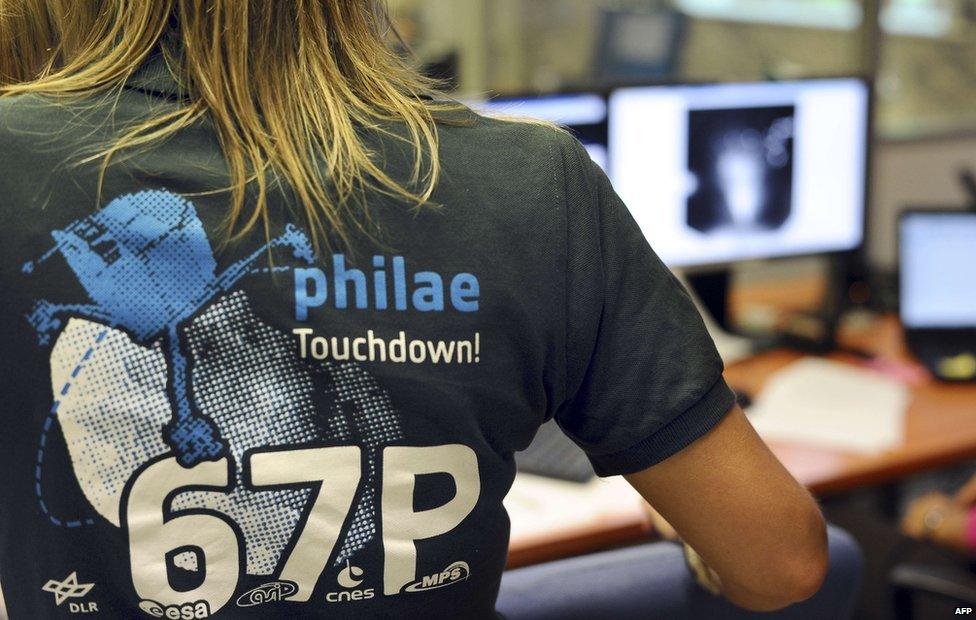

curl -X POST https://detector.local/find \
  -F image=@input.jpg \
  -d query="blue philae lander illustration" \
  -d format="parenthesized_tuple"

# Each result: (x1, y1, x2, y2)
(23, 190, 403, 574)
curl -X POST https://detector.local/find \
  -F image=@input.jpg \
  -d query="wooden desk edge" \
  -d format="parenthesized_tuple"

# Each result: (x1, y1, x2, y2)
(507, 512, 655, 569)
(801, 442, 976, 497)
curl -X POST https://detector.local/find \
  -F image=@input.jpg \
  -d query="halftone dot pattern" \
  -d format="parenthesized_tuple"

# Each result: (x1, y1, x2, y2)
(34, 324, 107, 528)
(51, 318, 171, 526)
(49, 290, 405, 576)
(175, 292, 317, 575)
(31, 190, 230, 467)
(173, 550, 199, 572)
(325, 362, 404, 566)
(26, 190, 318, 467)
(326, 413, 352, 441)
(54, 190, 217, 343)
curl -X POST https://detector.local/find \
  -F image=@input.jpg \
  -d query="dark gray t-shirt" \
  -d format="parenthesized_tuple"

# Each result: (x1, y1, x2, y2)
(0, 59, 733, 619)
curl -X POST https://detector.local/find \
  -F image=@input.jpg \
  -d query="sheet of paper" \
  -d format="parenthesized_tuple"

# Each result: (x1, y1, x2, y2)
(505, 474, 646, 543)
(748, 358, 910, 454)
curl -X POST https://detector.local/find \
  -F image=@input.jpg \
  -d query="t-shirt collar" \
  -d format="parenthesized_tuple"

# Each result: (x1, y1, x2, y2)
(126, 50, 184, 99)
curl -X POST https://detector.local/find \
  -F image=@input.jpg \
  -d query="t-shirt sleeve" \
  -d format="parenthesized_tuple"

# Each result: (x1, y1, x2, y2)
(554, 133, 736, 477)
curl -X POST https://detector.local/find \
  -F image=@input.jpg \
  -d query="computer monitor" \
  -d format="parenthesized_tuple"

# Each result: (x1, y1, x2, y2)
(900, 211, 976, 330)
(595, 9, 685, 82)
(609, 78, 870, 268)
(470, 93, 609, 172)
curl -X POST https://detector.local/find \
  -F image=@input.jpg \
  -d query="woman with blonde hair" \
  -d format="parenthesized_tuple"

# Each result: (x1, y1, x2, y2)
(0, 2, 842, 618)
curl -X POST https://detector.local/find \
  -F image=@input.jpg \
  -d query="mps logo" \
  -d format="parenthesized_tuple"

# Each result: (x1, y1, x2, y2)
(403, 562, 471, 593)
(25, 190, 404, 579)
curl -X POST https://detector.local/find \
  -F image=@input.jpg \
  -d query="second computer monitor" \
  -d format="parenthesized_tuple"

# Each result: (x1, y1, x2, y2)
(609, 78, 870, 268)
(472, 93, 609, 172)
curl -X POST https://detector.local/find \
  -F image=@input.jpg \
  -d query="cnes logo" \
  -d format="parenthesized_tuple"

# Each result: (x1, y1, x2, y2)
(403, 561, 470, 593)
(326, 561, 375, 603)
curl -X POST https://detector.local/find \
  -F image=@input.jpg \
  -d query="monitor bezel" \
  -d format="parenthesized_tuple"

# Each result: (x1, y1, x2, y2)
(593, 8, 687, 84)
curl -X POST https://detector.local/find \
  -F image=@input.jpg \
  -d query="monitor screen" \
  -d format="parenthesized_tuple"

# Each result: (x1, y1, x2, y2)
(596, 9, 683, 81)
(470, 94, 609, 172)
(609, 78, 869, 267)
(901, 212, 976, 329)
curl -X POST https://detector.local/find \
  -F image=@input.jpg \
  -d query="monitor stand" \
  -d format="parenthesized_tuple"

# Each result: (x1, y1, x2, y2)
(679, 269, 755, 365)
(684, 258, 850, 362)
(687, 270, 734, 332)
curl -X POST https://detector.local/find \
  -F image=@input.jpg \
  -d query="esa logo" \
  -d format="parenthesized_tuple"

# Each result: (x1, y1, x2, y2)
(325, 561, 375, 603)
(138, 599, 210, 619)
(403, 561, 470, 593)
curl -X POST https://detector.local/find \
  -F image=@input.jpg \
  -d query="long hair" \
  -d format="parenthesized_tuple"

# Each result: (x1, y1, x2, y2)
(0, 0, 455, 249)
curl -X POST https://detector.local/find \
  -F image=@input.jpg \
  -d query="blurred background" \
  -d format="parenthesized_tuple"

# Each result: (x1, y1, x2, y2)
(388, 0, 976, 275)
(382, 2, 976, 619)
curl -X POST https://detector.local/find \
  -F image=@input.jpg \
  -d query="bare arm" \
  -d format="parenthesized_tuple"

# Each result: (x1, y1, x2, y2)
(625, 407, 828, 612)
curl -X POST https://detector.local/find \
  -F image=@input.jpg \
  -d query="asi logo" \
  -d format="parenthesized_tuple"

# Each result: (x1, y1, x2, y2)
(326, 561, 375, 603)
(236, 581, 298, 608)
(403, 561, 470, 593)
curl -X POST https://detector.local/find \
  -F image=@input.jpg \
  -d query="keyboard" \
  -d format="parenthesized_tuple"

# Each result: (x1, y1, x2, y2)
(515, 420, 596, 483)
(907, 329, 976, 381)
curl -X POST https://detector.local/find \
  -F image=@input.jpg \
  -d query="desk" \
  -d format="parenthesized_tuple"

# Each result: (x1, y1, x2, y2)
(755, 316, 976, 496)
(507, 314, 976, 568)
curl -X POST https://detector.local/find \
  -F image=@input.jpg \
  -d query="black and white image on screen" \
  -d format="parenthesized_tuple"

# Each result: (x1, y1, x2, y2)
(686, 106, 795, 234)
(608, 79, 868, 267)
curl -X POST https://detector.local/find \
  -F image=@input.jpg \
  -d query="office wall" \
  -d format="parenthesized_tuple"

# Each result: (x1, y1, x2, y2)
(389, 0, 491, 93)
(427, 0, 972, 134)
(870, 134, 976, 270)
(681, 20, 859, 81)
(500, 6, 865, 85)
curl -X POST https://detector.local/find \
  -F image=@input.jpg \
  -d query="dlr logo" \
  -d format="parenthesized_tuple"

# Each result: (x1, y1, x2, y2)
(123, 445, 480, 615)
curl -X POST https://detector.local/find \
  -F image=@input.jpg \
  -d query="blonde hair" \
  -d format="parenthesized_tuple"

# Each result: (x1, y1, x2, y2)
(0, 0, 457, 249)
